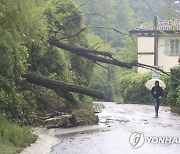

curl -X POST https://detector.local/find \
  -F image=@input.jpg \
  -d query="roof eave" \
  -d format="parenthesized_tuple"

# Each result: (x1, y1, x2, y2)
(129, 30, 180, 35)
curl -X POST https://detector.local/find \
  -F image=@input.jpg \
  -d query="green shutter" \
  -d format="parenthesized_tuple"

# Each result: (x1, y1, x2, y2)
(171, 39, 175, 54)
(176, 39, 180, 54)
(164, 39, 170, 54)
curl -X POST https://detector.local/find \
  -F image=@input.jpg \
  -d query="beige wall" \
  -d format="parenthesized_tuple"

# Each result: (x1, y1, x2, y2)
(138, 37, 154, 73)
(137, 35, 180, 74)
(138, 55, 154, 73)
(158, 35, 180, 72)
(138, 37, 154, 52)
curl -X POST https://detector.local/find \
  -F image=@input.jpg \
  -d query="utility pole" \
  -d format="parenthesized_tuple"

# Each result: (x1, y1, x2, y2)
(154, 16, 158, 66)
(142, 0, 158, 66)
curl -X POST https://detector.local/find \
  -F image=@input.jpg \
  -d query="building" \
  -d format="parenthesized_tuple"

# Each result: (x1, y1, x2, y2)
(129, 18, 180, 74)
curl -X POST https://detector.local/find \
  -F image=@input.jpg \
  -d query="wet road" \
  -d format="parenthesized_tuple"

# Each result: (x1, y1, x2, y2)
(21, 102, 180, 154)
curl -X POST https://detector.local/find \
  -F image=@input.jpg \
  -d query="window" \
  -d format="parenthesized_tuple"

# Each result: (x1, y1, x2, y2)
(165, 39, 180, 55)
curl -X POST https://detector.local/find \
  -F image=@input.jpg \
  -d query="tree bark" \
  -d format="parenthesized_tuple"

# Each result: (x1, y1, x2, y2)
(48, 36, 168, 75)
(54, 89, 79, 105)
(48, 36, 132, 69)
(23, 72, 104, 99)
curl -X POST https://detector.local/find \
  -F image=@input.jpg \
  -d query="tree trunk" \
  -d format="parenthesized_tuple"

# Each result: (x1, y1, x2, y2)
(48, 36, 168, 75)
(48, 36, 133, 69)
(23, 72, 104, 100)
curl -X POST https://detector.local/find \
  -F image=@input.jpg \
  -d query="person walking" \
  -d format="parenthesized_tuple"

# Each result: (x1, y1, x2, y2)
(151, 81, 163, 117)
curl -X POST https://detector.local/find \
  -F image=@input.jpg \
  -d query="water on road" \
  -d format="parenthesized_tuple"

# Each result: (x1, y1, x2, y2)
(21, 102, 180, 154)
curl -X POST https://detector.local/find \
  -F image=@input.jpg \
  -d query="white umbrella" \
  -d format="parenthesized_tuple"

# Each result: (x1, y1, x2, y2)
(145, 79, 166, 90)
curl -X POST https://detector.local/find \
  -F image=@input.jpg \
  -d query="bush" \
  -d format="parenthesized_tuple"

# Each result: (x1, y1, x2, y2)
(167, 67, 180, 107)
(177, 86, 180, 106)
(118, 73, 152, 104)
(0, 115, 37, 154)
(160, 74, 170, 105)
(0, 88, 26, 120)
(72, 102, 99, 125)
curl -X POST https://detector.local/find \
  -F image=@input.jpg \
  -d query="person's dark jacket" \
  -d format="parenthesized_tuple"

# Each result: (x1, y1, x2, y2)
(151, 86, 163, 99)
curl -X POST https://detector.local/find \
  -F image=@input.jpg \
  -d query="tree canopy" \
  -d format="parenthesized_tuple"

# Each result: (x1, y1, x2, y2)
(0, 0, 178, 119)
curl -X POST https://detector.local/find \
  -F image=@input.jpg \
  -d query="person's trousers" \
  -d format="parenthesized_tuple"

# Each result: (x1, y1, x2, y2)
(154, 98, 160, 115)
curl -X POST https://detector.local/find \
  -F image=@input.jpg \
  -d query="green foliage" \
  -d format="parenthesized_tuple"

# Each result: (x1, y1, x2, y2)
(0, 114, 37, 154)
(0, 0, 179, 143)
(1, 0, 174, 122)
(74, 0, 178, 104)
(76, 0, 135, 47)
(92, 102, 105, 113)
(167, 67, 180, 107)
(85, 33, 116, 101)
(117, 73, 151, 103)
(91, 36, 137, 102)
(76, 0, 176, 48)
(43, 0, 95, 88)
(72, 102, 99, 125)
(118, 37, 137, 62)
(40, 47, 71, 81)
(45, 0, 80, 36)
(129, 0, 172, 22)
(0, 0, 48, 119)
(0, 0, 96, 120)
(158, 74, 170, 105)
(115, 67, 179, 105)
(177, 87, 180, 106)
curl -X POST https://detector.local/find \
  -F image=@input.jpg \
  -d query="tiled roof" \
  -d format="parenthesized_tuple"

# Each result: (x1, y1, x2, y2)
(130, 19, 180, 32)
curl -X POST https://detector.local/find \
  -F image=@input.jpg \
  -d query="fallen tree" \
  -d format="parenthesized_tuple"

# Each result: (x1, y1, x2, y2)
(23, 37, 168, 106)
(48, 36, 132, 69)
(48, 36, 168, 75)
(23, 36, 168, 106)
(23, 72, 104, 105)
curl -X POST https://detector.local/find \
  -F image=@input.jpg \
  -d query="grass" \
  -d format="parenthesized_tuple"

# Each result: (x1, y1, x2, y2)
(0, 115, 37, 154)
(0, 141, 18, 154)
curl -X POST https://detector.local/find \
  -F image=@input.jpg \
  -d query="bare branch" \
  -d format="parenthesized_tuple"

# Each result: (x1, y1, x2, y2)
(49, 36, 113, 57)
(48, 36, 132, 68)
(88, 43, 99, 50)
(93, 26, 130, 36)
(78, 3, 87, 9)
(60, 27, 88, 40)
(94, 46, 100, 51)
(84, 13, 108, 20)
(137, 63, 169, 76)
(137, 65, 163, 76)
(141, 0, 155, 16)
(95, 62, 109, 69)
(60, 12, 108, 26)
(61, 15, 80, 26)
(48, 36, 171, 76)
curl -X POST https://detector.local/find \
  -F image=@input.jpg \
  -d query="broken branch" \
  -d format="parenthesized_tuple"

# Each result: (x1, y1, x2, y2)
(23, 71, 104, 99)
(60, 27, 88, 40)
(48, 36, 132, 68)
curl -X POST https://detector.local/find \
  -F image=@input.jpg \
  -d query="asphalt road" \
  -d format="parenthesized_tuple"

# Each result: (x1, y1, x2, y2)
(20, 102, 180, 154)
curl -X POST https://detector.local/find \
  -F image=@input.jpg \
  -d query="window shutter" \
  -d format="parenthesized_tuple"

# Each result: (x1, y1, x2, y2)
(171, 39, 175, 54)
(176, 39, 180, 54)
(164, 39, 171, 54)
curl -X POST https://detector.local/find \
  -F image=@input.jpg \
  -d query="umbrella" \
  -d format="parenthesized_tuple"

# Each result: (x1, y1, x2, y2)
(145, 79, 166, 90)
